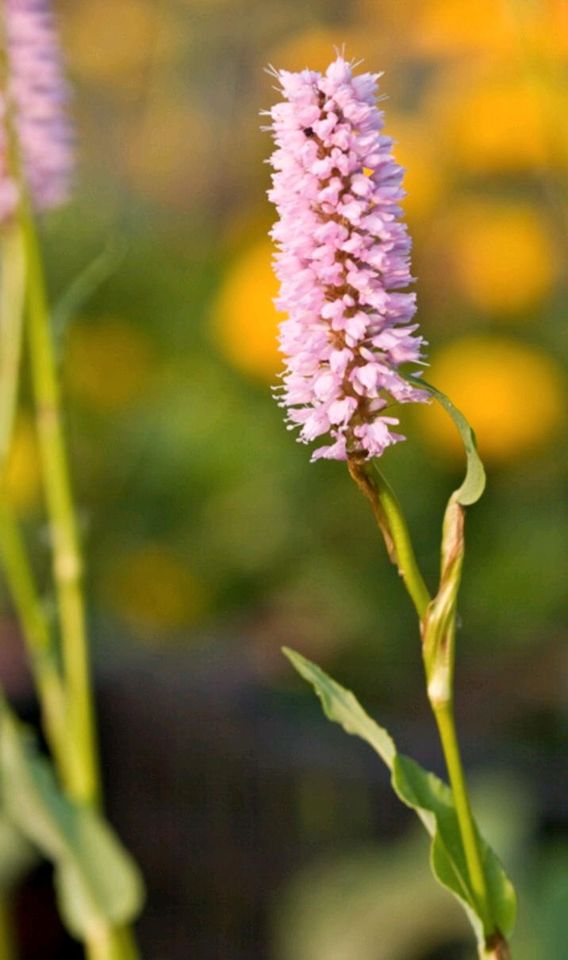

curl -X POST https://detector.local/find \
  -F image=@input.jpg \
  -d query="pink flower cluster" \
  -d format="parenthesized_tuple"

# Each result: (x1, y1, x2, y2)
(267, 56, 427, 461)
(0, 0, 73, 222)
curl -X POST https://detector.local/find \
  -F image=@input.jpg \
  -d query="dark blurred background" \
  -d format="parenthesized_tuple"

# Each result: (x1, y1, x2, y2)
(0, 0, 567, 957)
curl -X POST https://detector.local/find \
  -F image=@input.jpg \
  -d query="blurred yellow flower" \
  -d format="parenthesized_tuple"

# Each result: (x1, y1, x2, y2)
(106, 543, 209, 637)
(499, 0, 568, 62)
(447, 200, 557, 316)
(64, 316, 155, 413)
(4, 414, 41, 515)
(428, 66, 565, 173)
(399, 0, 568, 63)
(539, 0, 568, 59)
(213, 241, 281, 382)
(417, 336, 566, 464)
(408, 0, 513, 59)
(63, 0, 165, 92)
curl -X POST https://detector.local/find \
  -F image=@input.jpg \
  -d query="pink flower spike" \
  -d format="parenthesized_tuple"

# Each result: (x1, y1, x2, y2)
(0, 0, 74, 223)
(267, 54, 428, 462)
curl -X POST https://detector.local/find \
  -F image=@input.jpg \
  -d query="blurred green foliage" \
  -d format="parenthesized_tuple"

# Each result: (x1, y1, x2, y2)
(1, 1, 567, 955)
(32, 0, 568, 694)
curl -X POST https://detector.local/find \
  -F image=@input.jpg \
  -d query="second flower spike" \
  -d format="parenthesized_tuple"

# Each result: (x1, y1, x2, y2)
(0, 0, 74, 222)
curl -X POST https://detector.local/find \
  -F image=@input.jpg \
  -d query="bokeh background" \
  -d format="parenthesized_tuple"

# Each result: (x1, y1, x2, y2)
(1, 0, 568, 957)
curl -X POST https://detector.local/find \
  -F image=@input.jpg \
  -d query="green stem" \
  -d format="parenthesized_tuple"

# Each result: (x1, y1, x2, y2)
(0, 225, 26, 464)
(0, 498, 69, 776)
(20, 203, 99, 809)
(347, 459, 510, 953)
(347, 458, 431, 618)
(0, 16, 139, 958)
(0, 218, 74, 787)
(478, 931, 512, 960)
(372, 467, 431, 619)
(85, 927, 139, 960)
(19, 207, 140, 960)
(433, 700, 491, 932)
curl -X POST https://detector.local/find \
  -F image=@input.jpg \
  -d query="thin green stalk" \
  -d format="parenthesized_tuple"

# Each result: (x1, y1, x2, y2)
(19, 201, 99, 808)
(85, 927, 139, 960)
(347, 458, 431, 618)
(0, 220, 71, 781)
(372, 466, 431, 619)
(433, 700, 491, 929)
(0, 226, 26, 462)
(0, 498, 69, 775)
(479, 935, 512, 960)
(347, 459, 510, 954)
(0, 14, 139, 959)
(19, 205, 140, 960)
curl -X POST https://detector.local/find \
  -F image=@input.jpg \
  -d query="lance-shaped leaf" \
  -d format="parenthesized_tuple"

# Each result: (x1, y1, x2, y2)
(284, 648, 516, 949)
(407, 375, 486, 507)
(0, 707, 144, 940)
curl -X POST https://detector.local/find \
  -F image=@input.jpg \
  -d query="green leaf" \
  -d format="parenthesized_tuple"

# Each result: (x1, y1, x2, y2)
(0, 708, 144, 940)
(284, 649, 516, 944)
(394, 755, 516, 942)
(284, 648, 395, 769)
(408, 376, 486, 506)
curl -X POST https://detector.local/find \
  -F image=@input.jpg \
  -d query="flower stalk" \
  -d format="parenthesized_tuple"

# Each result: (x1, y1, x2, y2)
(346, 456, 509, 955)
(423, 492, 493, 931)
(0, 224, 25, 459)
(347, 456, 492, 926)
(0, 3, 142, 956)
(0, 495, 69, 772)
(268, 52, 515, 960)
(434, 700, 491, 927)
(0, 219, 71, 782)
(347, 457, 430, 618)
(20, 196, 100, 807)
(480, 933, 512, 960)
(20, 200, 140, 960)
